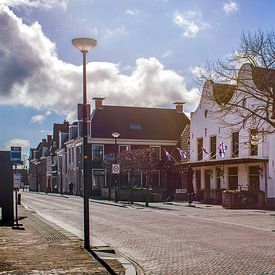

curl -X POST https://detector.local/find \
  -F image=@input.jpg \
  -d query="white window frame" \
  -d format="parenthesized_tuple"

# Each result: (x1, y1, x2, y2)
(92, 144, 104, 161)
(150, 145, 161, 161)
(119, 145, 131, 153)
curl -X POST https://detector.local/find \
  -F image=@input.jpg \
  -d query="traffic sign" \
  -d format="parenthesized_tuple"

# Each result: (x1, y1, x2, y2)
(112, 164, 120, 174)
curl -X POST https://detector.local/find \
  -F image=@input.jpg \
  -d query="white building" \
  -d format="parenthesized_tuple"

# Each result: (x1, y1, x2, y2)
(190, 64, 275, 208)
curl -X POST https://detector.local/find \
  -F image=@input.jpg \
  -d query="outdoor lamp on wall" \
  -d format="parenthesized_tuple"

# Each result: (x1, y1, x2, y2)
(112, 132, 120, 139)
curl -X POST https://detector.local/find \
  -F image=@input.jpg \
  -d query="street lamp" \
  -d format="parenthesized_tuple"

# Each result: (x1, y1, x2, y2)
(72, 37, 97, 251)
(112, 132, 120, 202)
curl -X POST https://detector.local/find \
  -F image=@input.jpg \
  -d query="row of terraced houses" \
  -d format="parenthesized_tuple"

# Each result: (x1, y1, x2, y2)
(29, 64, 275, 209)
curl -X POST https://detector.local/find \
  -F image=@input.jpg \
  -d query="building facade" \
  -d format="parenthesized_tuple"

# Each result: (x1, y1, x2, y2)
(189, 64, 275, 208)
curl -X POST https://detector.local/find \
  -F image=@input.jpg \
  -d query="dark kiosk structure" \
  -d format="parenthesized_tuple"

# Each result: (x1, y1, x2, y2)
(0, 151, 14, 223)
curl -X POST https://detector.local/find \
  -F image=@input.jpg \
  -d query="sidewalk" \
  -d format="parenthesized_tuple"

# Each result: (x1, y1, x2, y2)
(0, 205, 125, 274)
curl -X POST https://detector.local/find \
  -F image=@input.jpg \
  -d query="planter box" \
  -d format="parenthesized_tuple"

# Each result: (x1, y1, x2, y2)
(114, 188, 164, 202)
(222, 191, 265, 209)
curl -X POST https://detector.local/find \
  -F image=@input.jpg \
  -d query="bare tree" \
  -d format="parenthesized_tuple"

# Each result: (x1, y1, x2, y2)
(199, 30, 275, 134)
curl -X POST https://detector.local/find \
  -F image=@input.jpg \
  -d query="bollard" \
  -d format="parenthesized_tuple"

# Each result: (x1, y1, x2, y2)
(17, 193, 21, 205)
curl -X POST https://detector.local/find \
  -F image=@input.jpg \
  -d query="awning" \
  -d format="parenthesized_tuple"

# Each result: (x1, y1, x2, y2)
(175, 157, 268, 168)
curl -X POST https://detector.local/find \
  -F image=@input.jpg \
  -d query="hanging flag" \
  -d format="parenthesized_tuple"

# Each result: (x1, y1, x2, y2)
(164, 149, 173, 161)
(203, 148, 209, 155)
(176, 147, 187, 159)
(218, 141, 227, 158)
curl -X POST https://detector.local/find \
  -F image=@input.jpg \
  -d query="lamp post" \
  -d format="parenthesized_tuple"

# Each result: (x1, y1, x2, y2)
(72, 37, 97, 251)
(112, 132, 120, 202)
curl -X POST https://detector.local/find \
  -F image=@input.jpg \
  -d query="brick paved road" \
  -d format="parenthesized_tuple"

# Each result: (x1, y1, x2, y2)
(22, 192, 275, 275)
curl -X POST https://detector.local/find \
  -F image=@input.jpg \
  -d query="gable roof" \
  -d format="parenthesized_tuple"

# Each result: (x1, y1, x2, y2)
(252, 66, 275, 92)
(90, 105, 189, 140)
(213, 83, 236, 105)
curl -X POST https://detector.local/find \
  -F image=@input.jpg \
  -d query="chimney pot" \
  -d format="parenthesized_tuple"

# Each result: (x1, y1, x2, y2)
(173, 102, 185, 113)
(93, 97, 105, 110)
(47, 135, 52, 143)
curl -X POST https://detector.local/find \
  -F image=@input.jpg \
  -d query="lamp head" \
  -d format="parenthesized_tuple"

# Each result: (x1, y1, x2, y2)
(112, 132, 120, 138)
(72, 38, 97, 52)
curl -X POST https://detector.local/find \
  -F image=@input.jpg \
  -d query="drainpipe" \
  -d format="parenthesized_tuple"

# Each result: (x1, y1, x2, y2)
(264, 161, 268, 208)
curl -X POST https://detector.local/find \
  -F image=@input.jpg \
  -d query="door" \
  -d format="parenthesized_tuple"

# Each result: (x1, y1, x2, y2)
(204, 170, 211, 190)
(249, 166, 260, 192)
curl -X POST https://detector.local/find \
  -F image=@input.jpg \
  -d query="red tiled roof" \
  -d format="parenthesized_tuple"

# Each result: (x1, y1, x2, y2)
(90, 105, 189, 140)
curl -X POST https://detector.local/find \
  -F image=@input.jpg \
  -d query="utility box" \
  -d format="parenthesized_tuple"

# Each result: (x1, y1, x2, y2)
(0, 151, 14, 223)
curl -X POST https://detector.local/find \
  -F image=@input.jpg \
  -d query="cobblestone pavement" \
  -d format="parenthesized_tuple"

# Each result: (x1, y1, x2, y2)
(0, 205, 124, 274)
(22, 192, 275, 275)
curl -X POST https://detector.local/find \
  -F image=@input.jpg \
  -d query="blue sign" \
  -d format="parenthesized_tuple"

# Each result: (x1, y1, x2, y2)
(10, 147, 21, 165)
(104, 155, 116, 161)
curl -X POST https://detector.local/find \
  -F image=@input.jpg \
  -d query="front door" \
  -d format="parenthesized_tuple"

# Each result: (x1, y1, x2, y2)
(204, 170, 211, 190)
(249, 166, 260, 192)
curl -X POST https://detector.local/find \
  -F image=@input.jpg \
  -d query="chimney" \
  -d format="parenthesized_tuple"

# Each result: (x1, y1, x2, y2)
(93, 97, 105, 110)
(174, 102, 185, 113)
(63, 120, 69, 129)
(47, 135, 52, 144)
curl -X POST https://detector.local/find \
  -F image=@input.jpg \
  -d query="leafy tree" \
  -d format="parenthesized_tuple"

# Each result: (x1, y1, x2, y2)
(198, 30, 275, 134)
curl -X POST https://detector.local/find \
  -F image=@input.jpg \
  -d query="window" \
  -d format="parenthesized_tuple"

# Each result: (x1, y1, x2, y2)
(210, 136, 216, 159)
(151, 170, 160, 188)
(197, 138, 203, 161)
(232, 132, 239, 158)
(150, 146, 161, 161)
(76, 146, 82, 164)
(92, 169, 106, 190)
(228, 167, 238, 190)
(250, 129, 258, 156)
(68, 148, 71, 164)
(119, 145, 131, 153)
(71, 147, 74, 163)
(92, 144, 104, 161)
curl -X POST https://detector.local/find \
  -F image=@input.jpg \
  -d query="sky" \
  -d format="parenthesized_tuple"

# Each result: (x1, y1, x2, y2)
(0, 0, 274, 161)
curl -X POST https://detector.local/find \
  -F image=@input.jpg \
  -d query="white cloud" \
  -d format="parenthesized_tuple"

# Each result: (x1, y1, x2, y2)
(162, 50, 173, 58)
(5, 138, 30, 155)
(125, 9, 138, 16)
(0, 5, 200, 122)
(1, 0, 68, 10)
(223, 1, 239, 14)
(190, 66, 205, 78)
(173, 10, 210, 38)
(30, 110, 51, 123)
(103, 25, 128, 40)
(31, 114, 45, 123)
